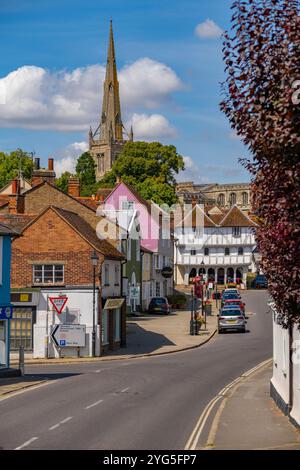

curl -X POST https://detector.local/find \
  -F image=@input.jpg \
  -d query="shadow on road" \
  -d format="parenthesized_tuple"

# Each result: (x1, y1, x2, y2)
(106, 323, 175, 357)
(0, 372, 80, 387)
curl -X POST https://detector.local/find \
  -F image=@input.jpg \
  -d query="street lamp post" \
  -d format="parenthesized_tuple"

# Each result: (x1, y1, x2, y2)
(91, 250, 99, 357)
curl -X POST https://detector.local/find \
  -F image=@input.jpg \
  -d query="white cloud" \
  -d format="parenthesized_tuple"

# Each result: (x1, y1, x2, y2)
(128, 113, 178, 140)
(54, 141, 88, 177)
(120, 58, 182, 109)
(195, 19, 223, 39)
(177, 156, 210, 184)
(0, 59, 182, 132)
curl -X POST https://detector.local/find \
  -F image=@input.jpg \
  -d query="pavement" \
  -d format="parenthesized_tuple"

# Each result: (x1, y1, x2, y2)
(4, 307, 217, 396)
(201, 362, 300, 450)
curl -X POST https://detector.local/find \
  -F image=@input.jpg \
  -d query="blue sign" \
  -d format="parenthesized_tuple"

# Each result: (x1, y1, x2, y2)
(60, 340, 66, 346)
(0, 306, 13, 320)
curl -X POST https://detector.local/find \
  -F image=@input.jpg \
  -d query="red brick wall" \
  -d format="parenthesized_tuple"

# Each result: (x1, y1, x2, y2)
(11, 208, 104, 288)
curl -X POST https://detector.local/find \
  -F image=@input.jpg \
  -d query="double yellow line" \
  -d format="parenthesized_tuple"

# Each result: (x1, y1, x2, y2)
(185, 358, 272, 450)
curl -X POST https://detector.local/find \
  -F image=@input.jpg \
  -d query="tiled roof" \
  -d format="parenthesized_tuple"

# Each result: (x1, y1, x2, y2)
(219, 205, 258, 227)
(97, 188, 115, 199)
(0, 214, 36, 233)
(0, 195, 10, 207)
(53, 207, 124, 259)
(208, 213, 225, 225)
(174, 204, 216, 228)
(75, 197, 100, 211)
(0, 221, 20, 236)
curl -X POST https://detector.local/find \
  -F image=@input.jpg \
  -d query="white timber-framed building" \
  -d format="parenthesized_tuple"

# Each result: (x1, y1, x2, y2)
(174, 204, 258, 286)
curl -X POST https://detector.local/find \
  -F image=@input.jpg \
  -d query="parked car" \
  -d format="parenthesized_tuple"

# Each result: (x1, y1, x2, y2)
(252, 275, 268, 289)
(148, 297, 171, 315)
(218, 307, 247, 333)
(223, 288, 241, 298)
(223, 299, 246, 314)
(221, 290, 241, 307)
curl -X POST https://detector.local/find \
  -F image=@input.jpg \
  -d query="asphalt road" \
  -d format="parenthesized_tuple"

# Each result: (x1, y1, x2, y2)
(0, 290, 272, 450)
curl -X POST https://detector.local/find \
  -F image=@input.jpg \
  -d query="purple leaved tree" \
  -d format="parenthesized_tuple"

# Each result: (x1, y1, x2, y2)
(221, 0, 300, 326)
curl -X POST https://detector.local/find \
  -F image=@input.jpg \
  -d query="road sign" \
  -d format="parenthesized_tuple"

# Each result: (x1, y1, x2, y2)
(0, 306, 13, 320)
(49, 296, 68, 314)
(51, 324, 86, 348)
(129, 286, 140, 300)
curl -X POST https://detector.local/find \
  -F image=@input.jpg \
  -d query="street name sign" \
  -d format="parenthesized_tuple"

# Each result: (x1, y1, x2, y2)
(49, 296, 68, 314)
(51, 324, 86, 347)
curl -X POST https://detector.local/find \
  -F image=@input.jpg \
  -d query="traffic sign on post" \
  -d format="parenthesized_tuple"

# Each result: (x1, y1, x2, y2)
(49, 296, 68, 314)
(51, 324, 86, 348)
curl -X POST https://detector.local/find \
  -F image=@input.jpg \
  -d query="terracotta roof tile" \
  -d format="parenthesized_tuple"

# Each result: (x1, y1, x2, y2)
(0, 195, 10, 207)
(174, 205, 216, 228)
(53, 207, 124, 259)
(219, 205, 258, 227)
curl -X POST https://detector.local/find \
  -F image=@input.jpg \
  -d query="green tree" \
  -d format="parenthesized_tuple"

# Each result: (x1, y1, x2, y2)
(0, 149, 34, 188)
(99, 141, 184, 205)
(55, 171, 73, 193)
(75, 152, 96, 195)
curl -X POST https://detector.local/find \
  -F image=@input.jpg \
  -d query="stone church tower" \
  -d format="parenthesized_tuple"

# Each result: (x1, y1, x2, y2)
(89, 21, 131, 180)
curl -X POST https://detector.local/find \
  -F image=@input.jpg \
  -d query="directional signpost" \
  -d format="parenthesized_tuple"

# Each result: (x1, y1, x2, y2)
(51, 324, 86, 348)
(129, 286, 140, 300)
(49, 296, 68, 314)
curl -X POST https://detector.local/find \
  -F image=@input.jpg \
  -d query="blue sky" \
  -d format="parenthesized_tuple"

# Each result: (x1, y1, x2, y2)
(0, 0, 250, 183)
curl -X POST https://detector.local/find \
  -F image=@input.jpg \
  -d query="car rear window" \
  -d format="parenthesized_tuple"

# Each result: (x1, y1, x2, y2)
(223, 293, 239, 299)
(153, 298, 166, 304)
(220, 310, 242, 316)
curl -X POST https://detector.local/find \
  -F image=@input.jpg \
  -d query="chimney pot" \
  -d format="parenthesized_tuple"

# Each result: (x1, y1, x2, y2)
(48, 158, 54, 171)
(12, 179, 18, 195)
(68, 176, 80, 198)
(34, 157, 40, 170)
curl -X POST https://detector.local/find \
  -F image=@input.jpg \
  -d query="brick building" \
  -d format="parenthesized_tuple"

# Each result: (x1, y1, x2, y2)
(0, 166, 127, 357)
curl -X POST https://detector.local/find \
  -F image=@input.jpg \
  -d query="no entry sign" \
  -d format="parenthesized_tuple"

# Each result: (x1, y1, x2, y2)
(49, 296, 68, 314)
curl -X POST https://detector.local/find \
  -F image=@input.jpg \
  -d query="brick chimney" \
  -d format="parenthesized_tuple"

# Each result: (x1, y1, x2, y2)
(9, 179, 25, 214)
(68, 177, 80, 198)
(31, 158, 56, 187)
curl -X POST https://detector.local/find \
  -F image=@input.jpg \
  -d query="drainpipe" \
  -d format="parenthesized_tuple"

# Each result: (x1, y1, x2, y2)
(140, 250, 144, 312)
(289, 323, 294, 413)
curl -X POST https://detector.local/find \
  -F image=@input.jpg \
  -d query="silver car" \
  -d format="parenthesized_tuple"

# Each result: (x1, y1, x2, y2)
(218, 307, 247, 333)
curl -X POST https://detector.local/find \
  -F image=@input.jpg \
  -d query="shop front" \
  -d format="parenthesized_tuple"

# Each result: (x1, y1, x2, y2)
(101, 297, 126, 353)
(10, 290, 40, 352)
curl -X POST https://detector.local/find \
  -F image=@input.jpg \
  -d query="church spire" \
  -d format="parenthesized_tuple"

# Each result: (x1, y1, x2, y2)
(100, 20, 123, 142)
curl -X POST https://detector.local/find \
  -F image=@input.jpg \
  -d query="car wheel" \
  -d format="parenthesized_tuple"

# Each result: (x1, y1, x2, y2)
(218, 329, 222, 334)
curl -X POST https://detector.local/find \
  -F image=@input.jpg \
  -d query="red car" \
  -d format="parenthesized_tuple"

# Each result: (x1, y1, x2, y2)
(224, 299, 245, 313)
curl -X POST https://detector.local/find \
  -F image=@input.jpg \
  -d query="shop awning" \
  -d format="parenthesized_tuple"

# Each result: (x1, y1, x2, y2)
(103, 298, 125, 310)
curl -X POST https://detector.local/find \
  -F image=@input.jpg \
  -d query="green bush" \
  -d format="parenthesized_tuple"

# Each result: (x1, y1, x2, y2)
(247, 273, 256, 289)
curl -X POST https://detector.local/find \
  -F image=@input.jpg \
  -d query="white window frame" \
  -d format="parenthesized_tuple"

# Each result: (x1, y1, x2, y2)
(33, 264, 64, 285)
(122, 201, 135, 210)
